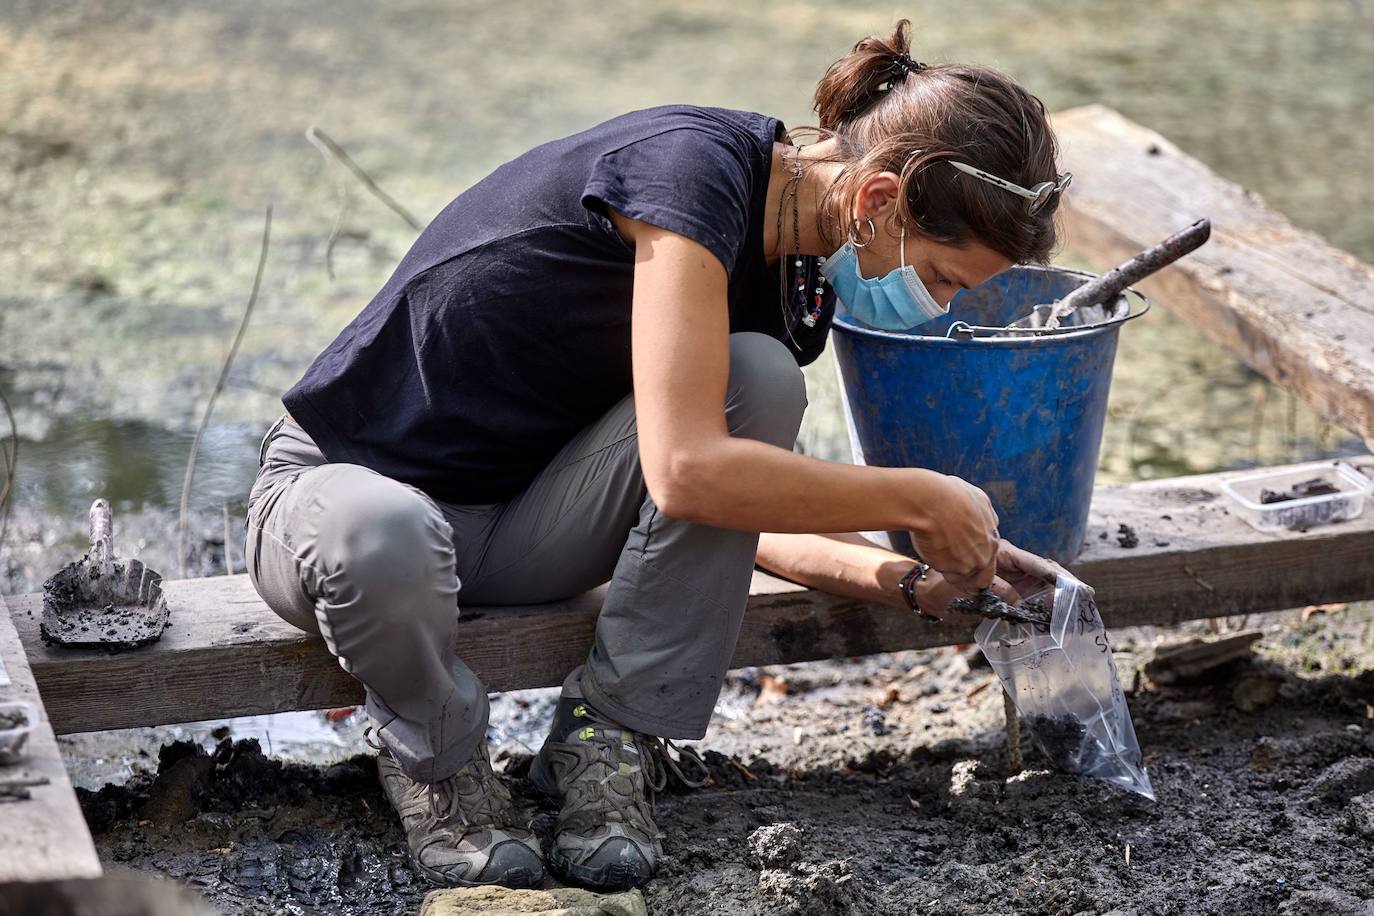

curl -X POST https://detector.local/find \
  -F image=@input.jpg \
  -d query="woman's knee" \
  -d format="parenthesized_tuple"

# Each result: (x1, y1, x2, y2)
(310, 469, 457, 603)
(724, 332, 808, 447)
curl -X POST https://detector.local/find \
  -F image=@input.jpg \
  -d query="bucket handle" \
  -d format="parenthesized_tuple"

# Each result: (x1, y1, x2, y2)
(944, 286, 1150, 340)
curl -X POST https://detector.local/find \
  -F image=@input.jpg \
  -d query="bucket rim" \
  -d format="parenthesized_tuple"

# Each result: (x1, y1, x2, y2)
(831, 265, 1151, 346)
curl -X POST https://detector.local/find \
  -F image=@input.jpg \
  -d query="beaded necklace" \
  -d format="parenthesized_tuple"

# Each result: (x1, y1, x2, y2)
(775, 144, 828, 345)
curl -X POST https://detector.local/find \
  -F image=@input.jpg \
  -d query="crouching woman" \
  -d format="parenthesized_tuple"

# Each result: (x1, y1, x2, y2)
(245, 19, 1068, 894)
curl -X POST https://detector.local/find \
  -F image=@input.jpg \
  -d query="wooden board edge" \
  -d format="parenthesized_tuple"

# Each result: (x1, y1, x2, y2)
(0, 595, 103, 882)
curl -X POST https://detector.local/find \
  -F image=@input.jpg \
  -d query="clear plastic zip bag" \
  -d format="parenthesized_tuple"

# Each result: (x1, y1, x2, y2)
(975, 572, 1155, 800)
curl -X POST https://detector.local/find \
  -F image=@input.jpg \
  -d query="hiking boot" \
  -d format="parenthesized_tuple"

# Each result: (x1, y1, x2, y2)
(375, 736, 545, 888)
(529, 683, 708, 891)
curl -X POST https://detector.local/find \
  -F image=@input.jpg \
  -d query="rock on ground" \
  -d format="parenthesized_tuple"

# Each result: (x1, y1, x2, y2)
(420, 886, 647, 916)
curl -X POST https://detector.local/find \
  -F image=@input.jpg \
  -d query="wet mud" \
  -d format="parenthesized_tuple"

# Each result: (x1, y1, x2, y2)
(76, 607, 1374, 915)
(1260, 478, 1342, 504)
(948, 593, 1051, 629)
(80, 738, 432, 915)
(1115, 524, 1140, 549)
(1022, 714, 1096, 773)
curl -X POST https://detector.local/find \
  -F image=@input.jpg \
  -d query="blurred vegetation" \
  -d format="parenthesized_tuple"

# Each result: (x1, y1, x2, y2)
(0, 0, 1369, 519)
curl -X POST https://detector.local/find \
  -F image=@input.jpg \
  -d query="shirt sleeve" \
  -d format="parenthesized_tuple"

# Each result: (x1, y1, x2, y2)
(581, 127, 755, 276)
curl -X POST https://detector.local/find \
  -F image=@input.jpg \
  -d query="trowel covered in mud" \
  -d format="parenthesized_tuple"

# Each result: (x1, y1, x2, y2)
(1011, 218, 1212, 331)
(41, 498, 169, 648)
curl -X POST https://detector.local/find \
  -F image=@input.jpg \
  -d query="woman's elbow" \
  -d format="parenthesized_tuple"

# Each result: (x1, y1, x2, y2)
(643, 449, 716, 522)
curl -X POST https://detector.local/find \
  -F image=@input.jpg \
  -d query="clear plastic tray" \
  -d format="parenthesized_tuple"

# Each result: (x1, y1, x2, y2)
(1220, 461, 1371, 532)
(0, 700, 37, 765)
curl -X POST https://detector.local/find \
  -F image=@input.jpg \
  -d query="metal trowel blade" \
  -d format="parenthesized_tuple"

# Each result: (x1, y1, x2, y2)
(41, 555, 169, 649)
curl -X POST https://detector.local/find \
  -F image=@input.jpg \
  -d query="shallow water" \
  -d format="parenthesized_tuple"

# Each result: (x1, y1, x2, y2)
(1, 0, 1371, 575)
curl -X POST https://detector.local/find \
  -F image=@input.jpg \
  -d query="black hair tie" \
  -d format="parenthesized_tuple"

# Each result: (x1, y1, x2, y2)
(889, 51, 927, 80)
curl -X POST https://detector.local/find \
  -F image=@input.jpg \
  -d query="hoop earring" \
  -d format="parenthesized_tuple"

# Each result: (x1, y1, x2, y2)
(847, 216, 877, 248)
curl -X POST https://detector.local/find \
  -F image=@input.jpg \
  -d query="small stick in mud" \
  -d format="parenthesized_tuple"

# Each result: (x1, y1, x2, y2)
(1003, 688, 1023, 776)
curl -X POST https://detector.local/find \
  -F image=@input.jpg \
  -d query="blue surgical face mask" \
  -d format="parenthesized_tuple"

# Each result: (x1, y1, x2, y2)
(821, 225, 949, 331)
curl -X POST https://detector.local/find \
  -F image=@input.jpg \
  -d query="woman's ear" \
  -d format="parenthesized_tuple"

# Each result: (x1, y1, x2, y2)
(852, 171, 903, 232)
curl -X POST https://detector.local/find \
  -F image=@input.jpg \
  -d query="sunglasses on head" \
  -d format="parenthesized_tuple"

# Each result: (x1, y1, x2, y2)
(949, 161, 1072, 216)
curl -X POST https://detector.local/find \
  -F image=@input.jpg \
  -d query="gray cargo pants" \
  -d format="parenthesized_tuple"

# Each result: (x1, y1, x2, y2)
(245, 332, 806, 783)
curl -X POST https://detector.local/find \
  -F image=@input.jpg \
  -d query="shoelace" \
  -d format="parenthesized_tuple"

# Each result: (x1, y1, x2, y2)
(433, 749, 512, 830)
(636, 732, 711, 794)
(571, 703, 712, 796)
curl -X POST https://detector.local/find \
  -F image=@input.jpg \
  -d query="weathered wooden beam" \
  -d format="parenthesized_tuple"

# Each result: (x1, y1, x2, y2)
(0, 602, 102, 882)
(1052, 104, 1374, 444)
(9, 458, 1374, 736)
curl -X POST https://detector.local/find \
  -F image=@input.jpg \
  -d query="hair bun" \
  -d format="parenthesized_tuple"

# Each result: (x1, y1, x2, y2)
(813, 19, 917, 130)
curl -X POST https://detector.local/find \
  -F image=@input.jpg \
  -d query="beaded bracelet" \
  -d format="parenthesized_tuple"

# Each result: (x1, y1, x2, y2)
(899, 561, 942, 623)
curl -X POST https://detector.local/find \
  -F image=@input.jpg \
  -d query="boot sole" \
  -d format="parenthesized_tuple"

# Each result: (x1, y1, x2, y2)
(414, 860, 545, 889)
(547, 845, 651, 893)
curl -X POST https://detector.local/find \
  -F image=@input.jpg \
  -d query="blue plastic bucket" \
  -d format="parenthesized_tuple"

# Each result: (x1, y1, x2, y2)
(831, 265, 1148, 562)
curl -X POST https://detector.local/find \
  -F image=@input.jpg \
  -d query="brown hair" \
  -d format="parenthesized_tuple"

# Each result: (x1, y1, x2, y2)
(805, 19, 1061, 264)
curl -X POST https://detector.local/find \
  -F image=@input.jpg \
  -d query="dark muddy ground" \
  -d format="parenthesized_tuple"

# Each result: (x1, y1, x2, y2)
(73, 605, 1374, 915)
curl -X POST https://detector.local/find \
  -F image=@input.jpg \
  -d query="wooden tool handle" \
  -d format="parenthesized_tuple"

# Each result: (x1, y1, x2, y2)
(1057, 218, 1212, 313)
(89, 498, 114, 573)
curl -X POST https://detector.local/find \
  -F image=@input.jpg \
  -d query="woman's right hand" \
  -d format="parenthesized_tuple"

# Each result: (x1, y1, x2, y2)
(908, 474, 1000, 595)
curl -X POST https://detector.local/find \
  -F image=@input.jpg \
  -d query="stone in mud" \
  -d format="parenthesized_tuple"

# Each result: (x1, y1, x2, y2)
(1276, 887, 1374, 916)
(756, 859, 855, 916)
(1305, 756, 1374, 805)
(420, 886, 647, 916)
(861, 704, 888, 737)
(1003, 767, 1057, 791)
(948, 759, 999, 803)
(1344, 790, 1374, 839)
(748, 822, 802, 870)
(1232, 673, 1282, 712)
(1250, 736, 1285, 772)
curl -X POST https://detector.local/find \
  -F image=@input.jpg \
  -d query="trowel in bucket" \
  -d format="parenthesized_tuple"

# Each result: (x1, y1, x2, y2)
(1011, 218, 1212, 331)
(41, 498, 169, 648)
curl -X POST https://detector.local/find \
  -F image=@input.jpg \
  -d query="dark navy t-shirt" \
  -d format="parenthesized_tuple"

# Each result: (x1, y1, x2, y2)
(283, 104, 835, 504)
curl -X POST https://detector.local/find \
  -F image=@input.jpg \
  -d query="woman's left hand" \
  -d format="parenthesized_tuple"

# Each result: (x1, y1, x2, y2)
(915, 539, 1064, 621)
(994, 538, 1067, 600)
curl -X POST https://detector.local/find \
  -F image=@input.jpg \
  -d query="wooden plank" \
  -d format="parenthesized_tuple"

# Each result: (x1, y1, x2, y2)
(1052, 104, 1374, 445)
(0, 598, 102, 882)
(12, 458, 1374, 735)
